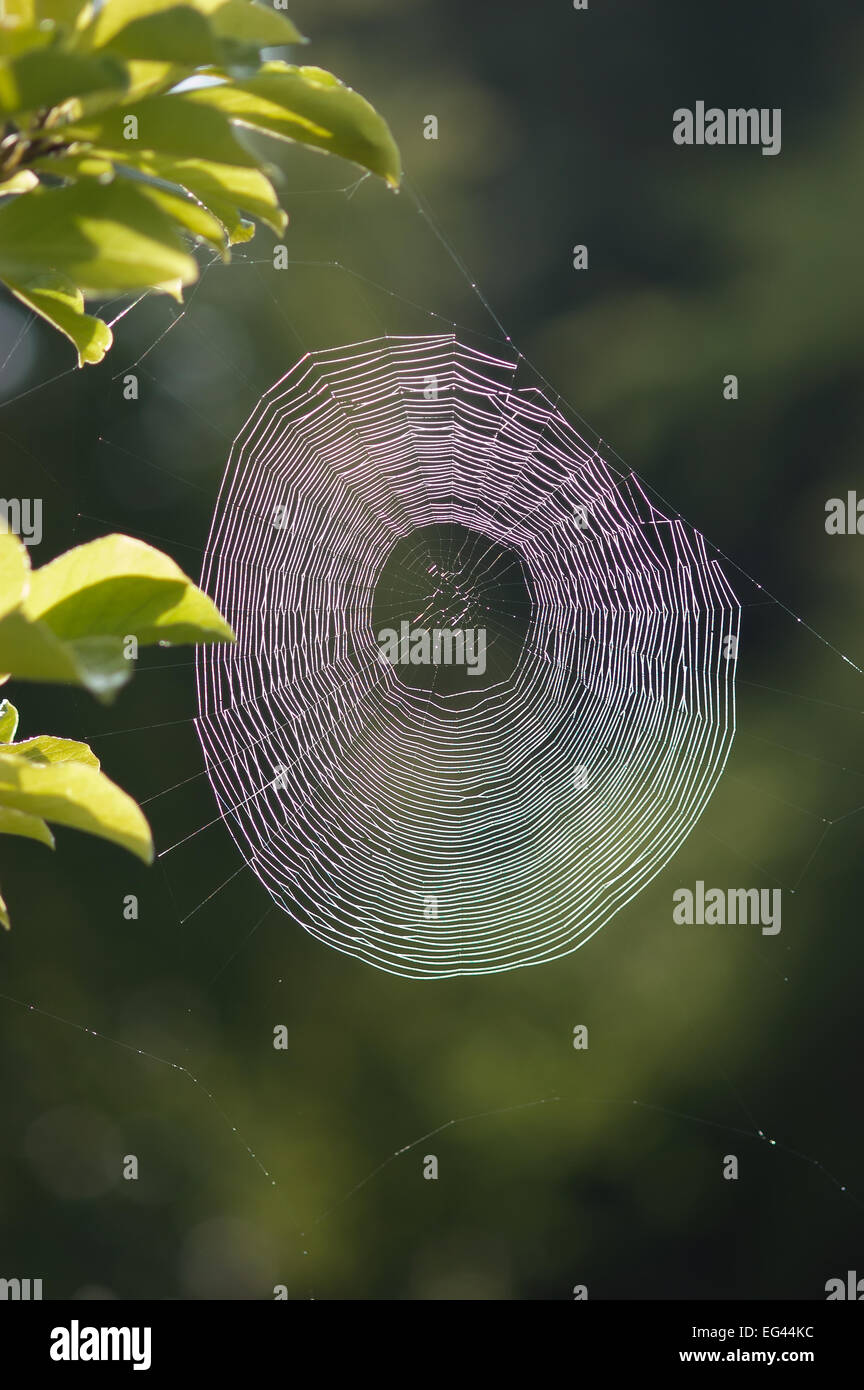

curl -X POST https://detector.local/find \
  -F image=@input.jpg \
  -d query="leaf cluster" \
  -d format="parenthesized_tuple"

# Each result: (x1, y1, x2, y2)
(0, 1, 401, 361)
(0, 527, 236, 925)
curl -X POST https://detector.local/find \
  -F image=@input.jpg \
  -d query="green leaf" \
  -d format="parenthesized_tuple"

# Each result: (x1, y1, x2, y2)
(0, 7, 88, 63)
(0, 803, 55, 847)
(0, 17, 54, 61)
(79, 0, 190, 47)
(0, 178, 199, 295)
(0, 698, 19, 741)
(203, 0, 304, 47)
(0, 529, 30, 620)
(0, 533, 232, 702)
(24, 534, 235, 646)
(139, 182, 228, 255)
(121, 58, 188, 101)
(5, 270, 113, 365)
(37, 1, 93, 30)
(64, 89, 260, 167)
(0, 724, 100, 846)
(0, 749, 154, 862)
(90, 5, 220, 65)
(82, 0, 305, 56)
(114, 150, 285, 238)
(184, 63, 402, 186)
(6, 733, 100, 767)
(0, 882, 9, 929)
(29, 151, 115, 181)
(0, 533, 129, 699)
(0, 48, 128, 117)
(0, 605, 131, 700)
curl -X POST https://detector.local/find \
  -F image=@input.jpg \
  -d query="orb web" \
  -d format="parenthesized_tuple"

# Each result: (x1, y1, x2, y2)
(195, 335, 739, 978)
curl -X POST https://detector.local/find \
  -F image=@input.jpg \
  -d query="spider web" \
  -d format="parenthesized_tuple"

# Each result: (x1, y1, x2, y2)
(195, 334, 740, 977)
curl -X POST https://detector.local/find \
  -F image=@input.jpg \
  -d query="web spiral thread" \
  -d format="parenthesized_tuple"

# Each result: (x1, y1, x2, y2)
(195, 336, 740, 979)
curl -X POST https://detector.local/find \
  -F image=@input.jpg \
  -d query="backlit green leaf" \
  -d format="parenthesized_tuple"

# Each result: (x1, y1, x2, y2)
(0, 698, 19, 741)
(1, 1, 90, 55)
(140, 182, 229, 255)
(37, 1, 92, 29)
(0, 178, 199, 295)
(0, 47, 128, 116)
(92, 4, 220, 65)
(113, 150, 285, 238)
(0, 749, 154, 862)
(0, 605, 131, 700)
(25, 533, 235, 646)
(64, 89, 260, 167)
(81, 0, 191, 47)
(6, 733, 100, 766)
(204, 0, 304, 47)
(122, 57, 187, 100)
(29, 149, 115, 181)
(0, 533, 233, 702)
(0, 20, 53, 61)
(0, 803, 55, 847)
(5, 270, 113, 364)
(184, 63, 401, 186)
(0, 529, 30, 620)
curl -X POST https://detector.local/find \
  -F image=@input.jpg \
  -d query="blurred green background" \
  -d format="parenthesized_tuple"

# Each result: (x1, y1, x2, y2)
(1, 0, 863, 1299)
